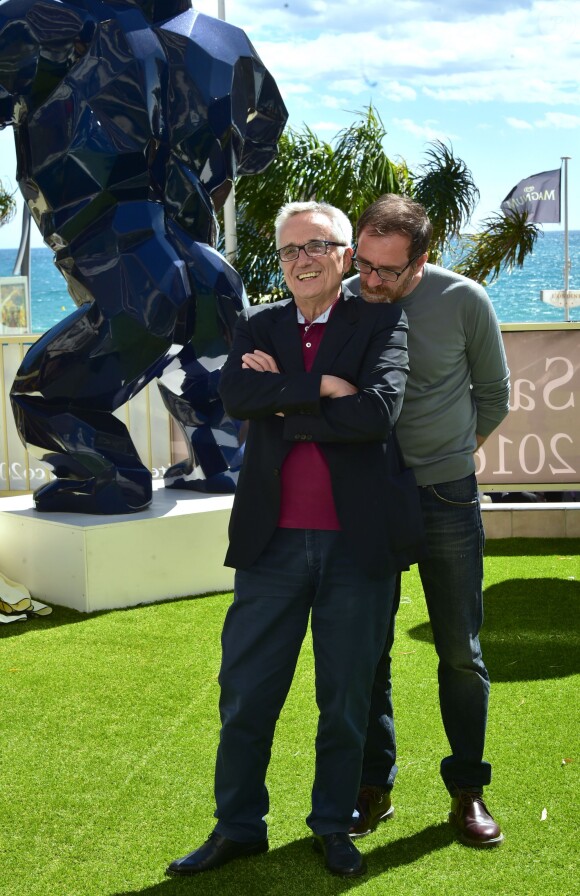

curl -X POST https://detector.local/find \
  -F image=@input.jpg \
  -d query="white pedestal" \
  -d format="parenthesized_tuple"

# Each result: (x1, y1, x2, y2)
(0, 482, 234, 612)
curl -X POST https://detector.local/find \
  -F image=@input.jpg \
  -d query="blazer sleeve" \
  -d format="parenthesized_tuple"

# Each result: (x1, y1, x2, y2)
(283, 310, 409, 444)
(218, 309, 323, 419)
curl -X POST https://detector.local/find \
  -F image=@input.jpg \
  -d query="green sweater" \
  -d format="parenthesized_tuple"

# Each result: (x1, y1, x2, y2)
(345, 264, 510, 485)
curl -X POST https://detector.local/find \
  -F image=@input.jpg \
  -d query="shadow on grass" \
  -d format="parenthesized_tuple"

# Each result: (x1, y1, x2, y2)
(111, 824, 454, 895)
(364, 820, 455, 871)
(2, 537, 574, 638)
(0, 592, 226, 640)
(408, 577, 580, 681)
(0, 604, 96, 638)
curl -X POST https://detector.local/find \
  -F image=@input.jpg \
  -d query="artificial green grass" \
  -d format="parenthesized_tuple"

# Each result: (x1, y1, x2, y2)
(1, 538, 578, 896)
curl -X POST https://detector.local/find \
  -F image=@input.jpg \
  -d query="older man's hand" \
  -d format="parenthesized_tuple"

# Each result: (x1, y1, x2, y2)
(320, 375, 358, 398)
(242, 350, 280, 373)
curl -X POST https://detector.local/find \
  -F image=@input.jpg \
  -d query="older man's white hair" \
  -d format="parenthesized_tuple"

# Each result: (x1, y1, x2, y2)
(275, 201, 353, 248)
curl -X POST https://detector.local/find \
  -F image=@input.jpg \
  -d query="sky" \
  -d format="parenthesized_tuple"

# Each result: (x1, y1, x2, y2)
(0, 0, 577, 249)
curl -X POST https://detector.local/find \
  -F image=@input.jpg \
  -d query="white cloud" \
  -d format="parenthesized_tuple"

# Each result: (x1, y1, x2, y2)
(2, 0, 580, 249)
(505, 111, 580, 131)
(378, 82, 417, 103)
(282, 82, 313, 96)
(329, 79, 369, 97)
(204, 1, 545, 36)
(505, 117, 534, 130)
(535, 112, 580, 129)
(235, 1, 578, 110)
(310, 120, 344, 133)
(320, 95, 349, 110)
(422, 72, 576, 106)
(392, 117, 457, 143)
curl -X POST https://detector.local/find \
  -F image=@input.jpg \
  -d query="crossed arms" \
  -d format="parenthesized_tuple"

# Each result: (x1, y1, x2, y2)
(218, 302, 409, 445)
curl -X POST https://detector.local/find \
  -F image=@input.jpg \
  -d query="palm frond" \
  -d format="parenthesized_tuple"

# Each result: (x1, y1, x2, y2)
(0, 180, 17, 228)
(227, 108, 536, 299)
(455, 211, 540, 284)
(411, 141, 479, 264)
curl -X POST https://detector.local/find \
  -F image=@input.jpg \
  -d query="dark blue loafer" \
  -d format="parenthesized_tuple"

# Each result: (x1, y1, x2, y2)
(166, 832, 268, 875)
(313, 832, 366, 876)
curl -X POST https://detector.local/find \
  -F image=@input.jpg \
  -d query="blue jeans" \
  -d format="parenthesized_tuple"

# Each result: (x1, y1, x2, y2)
(214, 528, 397, 841)
(362, 473, 492, 794)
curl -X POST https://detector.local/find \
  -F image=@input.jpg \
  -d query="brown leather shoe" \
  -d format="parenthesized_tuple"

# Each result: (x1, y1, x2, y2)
(349, 785, 394, 838)
(449, 791, 504, 848)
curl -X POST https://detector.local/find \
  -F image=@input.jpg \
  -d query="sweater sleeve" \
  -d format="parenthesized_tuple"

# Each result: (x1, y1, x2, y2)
(465, 286, 510, 438)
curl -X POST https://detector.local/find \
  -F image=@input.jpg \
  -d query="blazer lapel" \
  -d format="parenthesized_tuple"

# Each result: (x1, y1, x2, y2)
(269, 299, 305, 374)
(311, 293, 359, 375)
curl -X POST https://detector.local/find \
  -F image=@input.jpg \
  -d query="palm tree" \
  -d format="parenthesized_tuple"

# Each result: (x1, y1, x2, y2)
(411, 140, 479, 266)
(226, 106, 538, 302)
(455, 209, 539, 283)
(0, 178, 16, 228)
(231, 106, 405, 300)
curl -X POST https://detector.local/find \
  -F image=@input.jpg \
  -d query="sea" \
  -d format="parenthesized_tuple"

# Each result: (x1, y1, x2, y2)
(0, 230, 578, 333)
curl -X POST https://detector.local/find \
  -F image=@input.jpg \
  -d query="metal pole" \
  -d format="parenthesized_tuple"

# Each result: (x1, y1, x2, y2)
(561, 156, 571, 322)
(217, 0, 238, 263)
(12, 203, 31, 280)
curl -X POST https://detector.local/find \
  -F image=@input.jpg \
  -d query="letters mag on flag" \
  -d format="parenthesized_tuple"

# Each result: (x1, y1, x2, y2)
(501, 168, 561, 224)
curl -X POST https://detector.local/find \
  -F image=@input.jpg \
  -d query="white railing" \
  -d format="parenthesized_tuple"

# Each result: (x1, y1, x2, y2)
(0, 336, 176, 495)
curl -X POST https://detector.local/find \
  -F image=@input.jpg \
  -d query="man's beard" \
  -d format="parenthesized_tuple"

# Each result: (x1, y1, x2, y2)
(360, 268, 416, 304)
(360, 284, 394, 303)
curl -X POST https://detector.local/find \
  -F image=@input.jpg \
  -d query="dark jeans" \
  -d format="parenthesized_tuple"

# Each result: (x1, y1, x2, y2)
(214, 528, 397, 841)
(362, 473, 492, 794)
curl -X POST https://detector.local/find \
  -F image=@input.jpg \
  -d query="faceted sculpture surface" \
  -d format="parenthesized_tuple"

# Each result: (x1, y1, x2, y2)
(0, 0, 287, 512)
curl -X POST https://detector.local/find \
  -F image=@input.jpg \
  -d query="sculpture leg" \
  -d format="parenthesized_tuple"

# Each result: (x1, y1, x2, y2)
(10, 304, 171, 514)
(157, 343, 245, 495)
(154, 232, 248, 495)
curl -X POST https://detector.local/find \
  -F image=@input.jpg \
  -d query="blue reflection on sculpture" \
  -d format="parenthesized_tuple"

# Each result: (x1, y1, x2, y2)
(0, 0, 287, 513)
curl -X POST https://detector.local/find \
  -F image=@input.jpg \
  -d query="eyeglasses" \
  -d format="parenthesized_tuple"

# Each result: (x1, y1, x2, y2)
(352, 253, 421, 283)
(276, 240, 347, 262)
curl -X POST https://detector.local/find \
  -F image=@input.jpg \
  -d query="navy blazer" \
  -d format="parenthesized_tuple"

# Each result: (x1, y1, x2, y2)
(219, 288, 425, 578)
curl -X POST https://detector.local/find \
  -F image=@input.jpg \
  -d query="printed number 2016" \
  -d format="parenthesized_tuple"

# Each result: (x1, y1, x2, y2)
(476, 433, 576, 477)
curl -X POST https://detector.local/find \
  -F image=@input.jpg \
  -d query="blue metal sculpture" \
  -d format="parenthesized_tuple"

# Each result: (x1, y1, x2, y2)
(0, 0, 287, 513)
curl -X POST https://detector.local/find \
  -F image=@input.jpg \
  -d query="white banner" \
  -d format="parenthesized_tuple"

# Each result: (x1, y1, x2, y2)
(476, 325, 580, 489)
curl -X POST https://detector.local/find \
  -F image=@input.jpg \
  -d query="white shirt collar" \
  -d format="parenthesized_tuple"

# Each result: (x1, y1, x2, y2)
(296, 298, 339, 326)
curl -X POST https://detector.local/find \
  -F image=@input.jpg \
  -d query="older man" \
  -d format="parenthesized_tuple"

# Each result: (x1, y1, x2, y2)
(345, 193, 509, 848)
(167, 200, 423, 878)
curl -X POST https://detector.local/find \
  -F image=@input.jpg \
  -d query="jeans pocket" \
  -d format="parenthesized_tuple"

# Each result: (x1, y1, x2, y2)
(427, 475, 479, 508)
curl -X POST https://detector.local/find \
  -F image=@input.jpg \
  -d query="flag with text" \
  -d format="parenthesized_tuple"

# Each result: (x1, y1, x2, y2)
(501, 168, 561, 223)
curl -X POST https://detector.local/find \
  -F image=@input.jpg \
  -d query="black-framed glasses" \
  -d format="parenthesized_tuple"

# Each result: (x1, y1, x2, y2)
(352, 253, 421, 283)
(276, 239, 347, 262)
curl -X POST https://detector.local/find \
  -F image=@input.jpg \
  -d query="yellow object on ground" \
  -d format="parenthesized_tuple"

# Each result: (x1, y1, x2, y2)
(0, 573, 52, 623)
